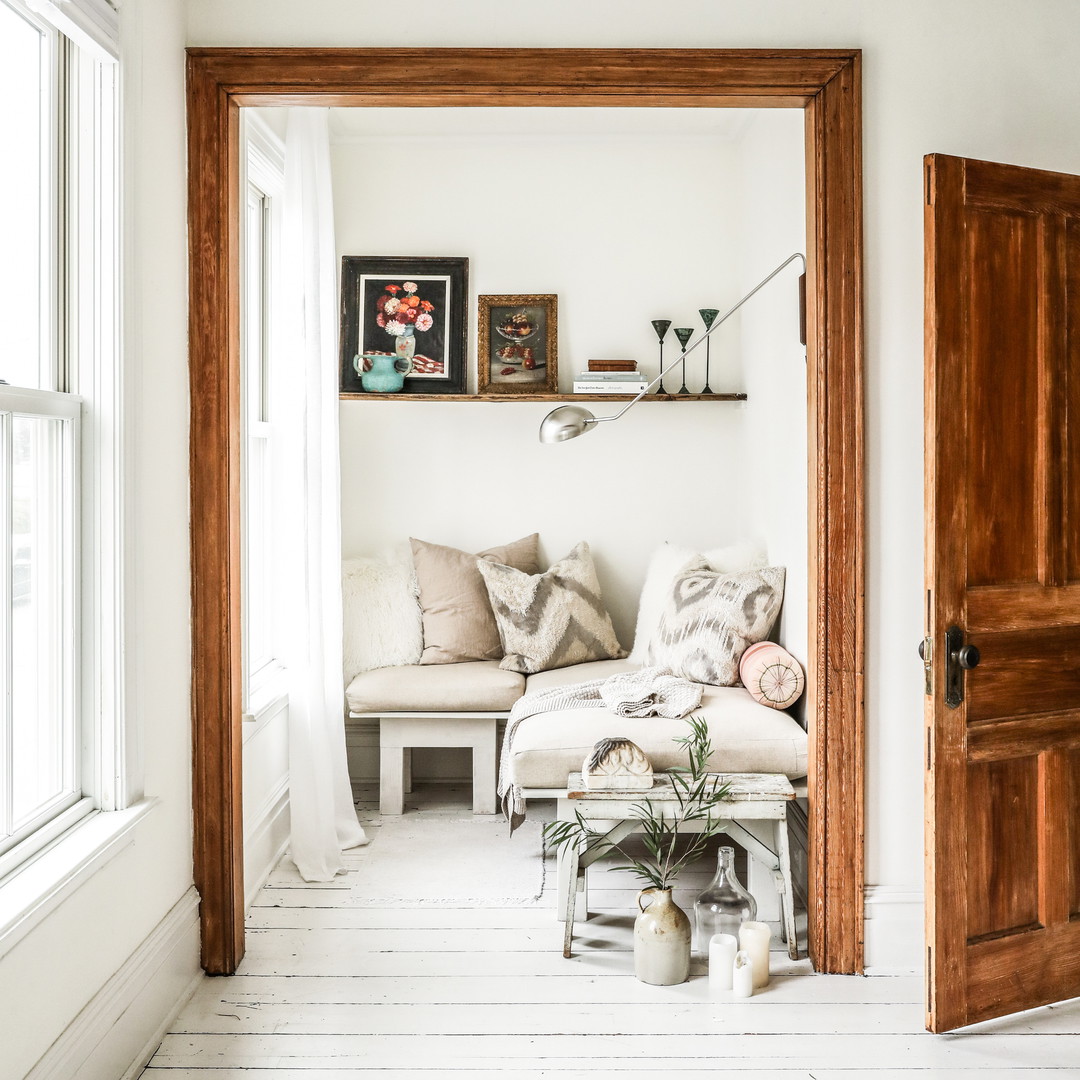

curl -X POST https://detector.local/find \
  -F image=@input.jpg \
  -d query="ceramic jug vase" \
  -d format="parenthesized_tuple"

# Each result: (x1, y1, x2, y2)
(356, 352, 412, 393)
(634, 887, 692, 985)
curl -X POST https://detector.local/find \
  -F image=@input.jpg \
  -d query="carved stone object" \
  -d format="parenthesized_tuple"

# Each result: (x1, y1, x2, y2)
(582, 737, 654, 791)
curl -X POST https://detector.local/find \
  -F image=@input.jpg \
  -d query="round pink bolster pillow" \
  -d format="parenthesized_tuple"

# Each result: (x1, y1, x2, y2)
(739, 642, 805, 710)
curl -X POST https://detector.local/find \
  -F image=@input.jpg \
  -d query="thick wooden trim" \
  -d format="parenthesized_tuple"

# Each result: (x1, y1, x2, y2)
(187, 54, 245, 974)
(804, 53, 866, 974)
(186, 47, 864, 975)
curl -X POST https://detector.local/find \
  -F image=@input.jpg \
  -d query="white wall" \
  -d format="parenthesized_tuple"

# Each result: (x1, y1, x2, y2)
(332, 109, 806, 782)
(190, 0, 1080, 973)
(333, 112, 752, 649)
(0, 1, 200, 1077)
(733, 110, 808, 717)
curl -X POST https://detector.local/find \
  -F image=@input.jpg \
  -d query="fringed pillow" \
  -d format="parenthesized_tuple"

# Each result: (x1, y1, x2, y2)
(647, 566, 785, 686)
(478, 541, 627, 674)
(341, 545, 423, 683)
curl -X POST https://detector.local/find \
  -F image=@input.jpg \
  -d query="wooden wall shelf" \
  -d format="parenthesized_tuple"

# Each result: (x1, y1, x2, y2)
(338, 392, 748, 403)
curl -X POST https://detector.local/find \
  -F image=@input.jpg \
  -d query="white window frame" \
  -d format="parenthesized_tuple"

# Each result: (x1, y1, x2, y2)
(0, 387, 82, 871)
(241, 112, 287, 724)
(0, 0, 132, 925)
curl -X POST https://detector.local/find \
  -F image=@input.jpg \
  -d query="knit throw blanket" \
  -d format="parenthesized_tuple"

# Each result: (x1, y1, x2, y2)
(499, 666, 703, 832)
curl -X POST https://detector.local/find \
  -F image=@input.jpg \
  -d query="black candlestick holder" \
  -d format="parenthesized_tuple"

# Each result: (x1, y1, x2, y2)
(673, 327, 694, 395)
(651, 319, 671, 395)
(698, 308, 719, 393)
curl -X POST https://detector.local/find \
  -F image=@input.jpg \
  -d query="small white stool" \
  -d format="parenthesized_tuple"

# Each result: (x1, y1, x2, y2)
(377, 713, 501, 815)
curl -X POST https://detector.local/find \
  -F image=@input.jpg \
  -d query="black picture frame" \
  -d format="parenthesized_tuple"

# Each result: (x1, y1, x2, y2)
(339, 256, 469, 395)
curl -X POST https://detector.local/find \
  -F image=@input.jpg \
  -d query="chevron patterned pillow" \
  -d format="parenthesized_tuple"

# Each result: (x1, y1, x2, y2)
(477, 541, 627, 674)
(647, 566, 786, 686)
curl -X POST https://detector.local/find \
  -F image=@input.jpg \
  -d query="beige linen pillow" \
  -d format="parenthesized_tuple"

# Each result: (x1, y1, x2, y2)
(411, 534, 540, 665)
(647, 565, 786, 686)
(477, 541, 627, 674)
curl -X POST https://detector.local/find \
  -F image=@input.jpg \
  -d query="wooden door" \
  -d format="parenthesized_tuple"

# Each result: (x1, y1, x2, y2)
(925, 153, 1080, 1032)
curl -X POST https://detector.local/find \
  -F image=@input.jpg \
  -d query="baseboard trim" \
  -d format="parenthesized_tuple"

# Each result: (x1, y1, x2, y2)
(864, 885, 923, 975)
(245, 780, 290, 910)
(26, 886, 202, 1080)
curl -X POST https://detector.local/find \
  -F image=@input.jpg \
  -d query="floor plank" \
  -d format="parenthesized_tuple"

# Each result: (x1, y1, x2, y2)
(147, 1031, 1080, 1069)
(141, 1072, 1080, 1080)
(176, 972, 923, 1006)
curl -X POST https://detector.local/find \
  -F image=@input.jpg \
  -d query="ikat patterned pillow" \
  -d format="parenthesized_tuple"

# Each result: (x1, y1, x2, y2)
(647, 566, 786, 686)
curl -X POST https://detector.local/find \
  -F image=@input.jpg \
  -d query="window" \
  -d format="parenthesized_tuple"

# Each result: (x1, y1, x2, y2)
(0, 0, 121, 877)
(242, 114, 286, 718)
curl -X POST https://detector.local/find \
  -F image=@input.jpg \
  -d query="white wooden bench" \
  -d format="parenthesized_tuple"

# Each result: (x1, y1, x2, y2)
(553, 771, 800, 960)
(350, 710, 506, 816)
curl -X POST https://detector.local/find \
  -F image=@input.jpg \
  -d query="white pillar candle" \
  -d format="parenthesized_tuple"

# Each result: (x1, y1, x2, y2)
(738, 920, 771, 989)
(708, 933, 739, 992)
(732, 949, 754, 998)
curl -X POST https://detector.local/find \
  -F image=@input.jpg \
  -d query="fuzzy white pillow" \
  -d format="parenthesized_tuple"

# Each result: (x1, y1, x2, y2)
(627, 539, 769, 665)
(341, 544, 423, 684)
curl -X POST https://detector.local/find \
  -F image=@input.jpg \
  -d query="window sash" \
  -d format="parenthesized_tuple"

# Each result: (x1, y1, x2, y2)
(0, 387, 81, 859)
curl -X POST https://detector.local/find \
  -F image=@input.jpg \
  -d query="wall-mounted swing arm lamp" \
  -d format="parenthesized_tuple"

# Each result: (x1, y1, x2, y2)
(538, 252, 807, 444)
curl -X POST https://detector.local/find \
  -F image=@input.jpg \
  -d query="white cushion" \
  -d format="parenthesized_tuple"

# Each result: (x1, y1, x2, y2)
(509, 684, 807, 789)
(342, 546, 423, 683)
(524, 658, 640, 694)
(346, 661, 524, 714)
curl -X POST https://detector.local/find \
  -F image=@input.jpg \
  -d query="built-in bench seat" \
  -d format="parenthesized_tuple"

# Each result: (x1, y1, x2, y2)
(347, 657, 809, 816)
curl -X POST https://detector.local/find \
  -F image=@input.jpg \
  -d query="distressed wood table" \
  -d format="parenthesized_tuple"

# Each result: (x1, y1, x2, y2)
(557, 771, 799, 960)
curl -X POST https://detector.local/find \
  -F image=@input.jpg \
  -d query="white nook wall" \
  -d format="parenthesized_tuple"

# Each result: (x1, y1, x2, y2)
(330, 109, 807, 782)
(332, 111, 788, 646)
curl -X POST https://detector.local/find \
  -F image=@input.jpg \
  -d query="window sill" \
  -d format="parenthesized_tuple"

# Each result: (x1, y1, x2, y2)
(0, 797, 158, 958)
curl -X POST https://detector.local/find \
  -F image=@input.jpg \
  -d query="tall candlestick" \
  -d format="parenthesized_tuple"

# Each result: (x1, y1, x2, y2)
(708, 933, 738, 992)
(732, 949, 754, 998)
(739, 920, 771, 989)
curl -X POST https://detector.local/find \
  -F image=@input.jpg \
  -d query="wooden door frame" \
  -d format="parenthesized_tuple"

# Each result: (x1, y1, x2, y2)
(186, 47, 864, 975)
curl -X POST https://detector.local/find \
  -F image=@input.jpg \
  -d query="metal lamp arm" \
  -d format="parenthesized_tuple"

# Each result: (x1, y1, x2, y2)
(588, 252, 807, 428)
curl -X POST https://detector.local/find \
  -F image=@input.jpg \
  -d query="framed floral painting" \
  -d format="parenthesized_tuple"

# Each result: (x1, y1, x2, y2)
(339, 256, 469, 395)
(477, 294, 558, 396)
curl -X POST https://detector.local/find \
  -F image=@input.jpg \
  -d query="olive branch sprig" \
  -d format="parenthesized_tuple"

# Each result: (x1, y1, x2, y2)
(543, 715, 731, 892)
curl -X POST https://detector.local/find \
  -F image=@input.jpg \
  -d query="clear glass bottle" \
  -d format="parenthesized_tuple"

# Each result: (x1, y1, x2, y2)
(694, 845, 757, 954)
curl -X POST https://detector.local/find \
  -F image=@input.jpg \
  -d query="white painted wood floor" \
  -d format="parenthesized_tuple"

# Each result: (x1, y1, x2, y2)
(143, 784, 1080, 1079)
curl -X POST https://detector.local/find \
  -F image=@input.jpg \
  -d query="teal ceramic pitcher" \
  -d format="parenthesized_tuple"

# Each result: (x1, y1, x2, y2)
(355, 352, 412, 393)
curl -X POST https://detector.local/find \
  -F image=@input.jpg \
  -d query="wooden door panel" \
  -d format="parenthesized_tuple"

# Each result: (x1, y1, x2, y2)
(966, 921, 1080, 1028)
(1071, 750, 1080, 918)
(926, 153, 1080, 1031)
(965, 210, 1042, 587)
(965, 757, 1040, 942)
(968, 583, 1080, 631)
(1067, 221, 1080, 583)
(968, 711, 1080, 761)
(965, 626, 1080, 722)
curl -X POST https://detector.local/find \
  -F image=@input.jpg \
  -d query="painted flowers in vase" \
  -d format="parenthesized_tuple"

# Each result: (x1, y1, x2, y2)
(374, 281, 436, 363)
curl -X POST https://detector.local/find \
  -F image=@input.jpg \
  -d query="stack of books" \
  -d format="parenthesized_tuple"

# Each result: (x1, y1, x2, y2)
(573, 359, 648, 395)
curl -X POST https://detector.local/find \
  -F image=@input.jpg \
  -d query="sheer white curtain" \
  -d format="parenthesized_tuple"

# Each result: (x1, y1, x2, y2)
(280, 107, 368, 880)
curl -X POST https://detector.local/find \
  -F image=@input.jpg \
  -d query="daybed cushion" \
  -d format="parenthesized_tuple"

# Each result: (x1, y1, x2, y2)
(510, 673, 808, 788)
(346, 660, 525, 714)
